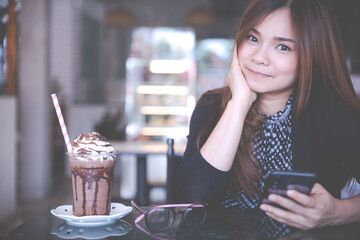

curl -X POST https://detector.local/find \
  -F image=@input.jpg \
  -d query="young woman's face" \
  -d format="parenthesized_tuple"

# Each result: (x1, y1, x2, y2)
(238, 8, 298, 98)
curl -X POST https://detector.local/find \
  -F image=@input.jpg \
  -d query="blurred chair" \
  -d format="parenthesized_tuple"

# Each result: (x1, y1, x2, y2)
(166, 138, 183, 203)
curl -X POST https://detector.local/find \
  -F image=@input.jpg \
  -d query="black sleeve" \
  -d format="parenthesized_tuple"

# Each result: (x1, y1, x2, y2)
(325, 98, 360, 183)
(176, 92, 230, 204)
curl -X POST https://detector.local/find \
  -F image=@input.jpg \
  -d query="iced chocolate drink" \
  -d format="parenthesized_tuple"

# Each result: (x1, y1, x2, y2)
(68, 132, 117, 216)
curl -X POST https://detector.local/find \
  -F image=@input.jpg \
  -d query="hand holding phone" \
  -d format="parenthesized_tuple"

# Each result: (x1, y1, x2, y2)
(262, 171, 318, 210)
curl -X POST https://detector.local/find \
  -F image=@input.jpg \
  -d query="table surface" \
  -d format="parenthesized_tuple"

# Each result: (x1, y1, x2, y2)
(4, 205, 360, 240)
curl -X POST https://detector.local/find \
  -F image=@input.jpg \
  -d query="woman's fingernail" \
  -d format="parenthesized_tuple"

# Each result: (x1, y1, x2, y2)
(268, 194, 276, 201)
(260, 204, 267, 211)
(287, 190, 295, 196)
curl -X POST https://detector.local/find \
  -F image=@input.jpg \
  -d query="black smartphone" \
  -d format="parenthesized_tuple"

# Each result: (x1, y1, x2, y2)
(262, 170, 318, 210)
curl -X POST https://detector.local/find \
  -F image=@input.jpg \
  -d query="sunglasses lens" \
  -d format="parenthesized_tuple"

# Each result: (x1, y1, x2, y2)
(146, 208, 175, 232)
(183, 205, 206, 227)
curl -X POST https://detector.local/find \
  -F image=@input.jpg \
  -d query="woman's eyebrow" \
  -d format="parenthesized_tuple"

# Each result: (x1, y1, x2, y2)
(251, 28, 296, 43)
(275, 37, 296, 43)
(250, 28, 260, 35)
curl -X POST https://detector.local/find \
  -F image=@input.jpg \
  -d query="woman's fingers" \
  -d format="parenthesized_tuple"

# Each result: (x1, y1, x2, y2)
(286, 189, 317, 208)
(226, 47, 242, 84)
(269, 193, 308, 213)
(260, 183, 342, 229)
(227, 46, 257, 102)
(261, 200, 313, 230)
(265, 211, 309, 230)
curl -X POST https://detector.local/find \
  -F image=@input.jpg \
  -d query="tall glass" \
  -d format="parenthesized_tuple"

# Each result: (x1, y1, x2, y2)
(67, 152, 117, 216)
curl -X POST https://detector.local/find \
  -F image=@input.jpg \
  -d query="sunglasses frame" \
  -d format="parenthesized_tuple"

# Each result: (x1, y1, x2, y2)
(131, 200, 207, 232)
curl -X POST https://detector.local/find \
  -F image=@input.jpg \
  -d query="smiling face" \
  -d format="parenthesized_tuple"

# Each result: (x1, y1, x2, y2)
(238, 7, 298, 100)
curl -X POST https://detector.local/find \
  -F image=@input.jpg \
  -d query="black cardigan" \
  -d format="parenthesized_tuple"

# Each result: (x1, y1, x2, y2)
(177, 90, 360, 204)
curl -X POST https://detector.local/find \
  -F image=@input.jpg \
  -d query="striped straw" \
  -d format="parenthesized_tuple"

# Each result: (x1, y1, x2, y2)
(51, 93, 73, 153)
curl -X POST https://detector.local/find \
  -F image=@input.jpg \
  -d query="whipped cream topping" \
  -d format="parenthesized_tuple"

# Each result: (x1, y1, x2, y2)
(72, 132, 115, 155)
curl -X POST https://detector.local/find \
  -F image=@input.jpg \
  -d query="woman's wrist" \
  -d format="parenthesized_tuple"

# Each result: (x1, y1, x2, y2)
(331, 198, 347, 226)
(332, 195, 360, 226)
(228, 96, 253, 115)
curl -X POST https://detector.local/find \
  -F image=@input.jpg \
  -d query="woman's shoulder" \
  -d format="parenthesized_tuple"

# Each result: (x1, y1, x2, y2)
(190, 87, 225, 122)
(197, 87, 226, 107)
(307, 92, 360, 123)
(320, 93, 358, 112)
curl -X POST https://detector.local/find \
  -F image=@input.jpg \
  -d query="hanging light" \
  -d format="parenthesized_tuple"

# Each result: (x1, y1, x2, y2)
(105, 8, 137, 27)
(185, 7, 216, 27)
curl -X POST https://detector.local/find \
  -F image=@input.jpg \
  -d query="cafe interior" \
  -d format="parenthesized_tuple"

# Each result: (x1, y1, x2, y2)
(0, 0, 360, 238)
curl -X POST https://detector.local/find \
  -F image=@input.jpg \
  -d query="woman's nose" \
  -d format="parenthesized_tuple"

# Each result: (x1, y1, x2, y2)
(251, 47, 270, 66)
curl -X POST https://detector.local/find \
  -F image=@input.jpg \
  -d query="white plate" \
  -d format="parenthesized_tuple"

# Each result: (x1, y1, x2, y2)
(50, 203, 133, 227)
(51, 220, 132, 239)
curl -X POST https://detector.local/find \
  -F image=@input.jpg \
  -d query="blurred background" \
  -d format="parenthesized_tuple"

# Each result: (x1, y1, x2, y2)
(0, 0, 359, 236)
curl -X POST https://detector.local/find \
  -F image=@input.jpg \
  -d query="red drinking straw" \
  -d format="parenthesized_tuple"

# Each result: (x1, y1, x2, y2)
(51, 93, 73, 153)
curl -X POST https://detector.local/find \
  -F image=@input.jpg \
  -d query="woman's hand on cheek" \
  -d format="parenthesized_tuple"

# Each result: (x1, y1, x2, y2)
(226, 47, 257, 108)
(260, 183, 342, 230)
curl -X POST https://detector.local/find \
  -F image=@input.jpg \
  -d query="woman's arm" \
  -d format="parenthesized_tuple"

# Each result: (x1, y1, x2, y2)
(337, 193, 360, 225)
(200, 48, 257, 171)
(177, 48, 256, 203)
(177, 93, 231, 204)
(200, 97, 250, 171)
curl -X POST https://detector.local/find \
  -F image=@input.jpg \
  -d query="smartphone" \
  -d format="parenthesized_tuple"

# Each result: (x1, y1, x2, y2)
(262, 170, 318, 210)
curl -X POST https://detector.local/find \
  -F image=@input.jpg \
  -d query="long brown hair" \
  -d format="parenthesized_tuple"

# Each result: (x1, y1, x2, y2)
(197, 0, 360, 194)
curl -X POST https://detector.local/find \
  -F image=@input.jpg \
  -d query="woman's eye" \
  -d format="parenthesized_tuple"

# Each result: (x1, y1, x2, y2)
(247, 35, 258, 43)
(277, 44, 291, 51)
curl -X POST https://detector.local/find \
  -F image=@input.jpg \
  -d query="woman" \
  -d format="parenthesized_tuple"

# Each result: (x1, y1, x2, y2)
(177, 0, 360, 230)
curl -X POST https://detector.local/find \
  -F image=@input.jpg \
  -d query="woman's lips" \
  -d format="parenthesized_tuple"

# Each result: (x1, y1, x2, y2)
(246, 67, 272, 78)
